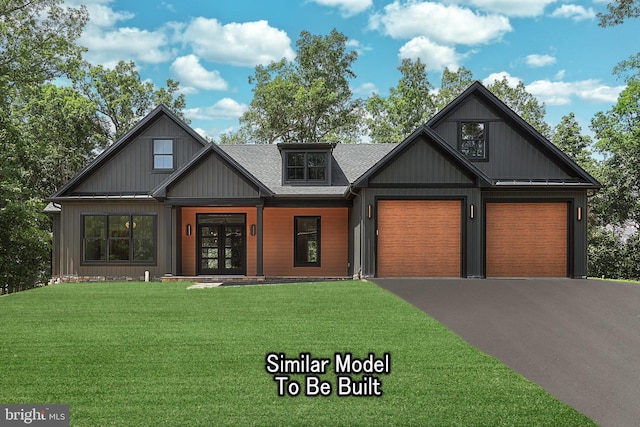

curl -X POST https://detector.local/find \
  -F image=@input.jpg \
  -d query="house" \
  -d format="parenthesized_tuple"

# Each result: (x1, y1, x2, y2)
(47, 82, 600, 281)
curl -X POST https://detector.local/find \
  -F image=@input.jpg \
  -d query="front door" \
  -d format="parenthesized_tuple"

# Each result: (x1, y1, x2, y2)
(197, 214, 246, 275)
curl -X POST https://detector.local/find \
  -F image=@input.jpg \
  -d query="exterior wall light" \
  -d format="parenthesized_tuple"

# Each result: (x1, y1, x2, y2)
(469, 204, 475, 220)
(251, 224, 257, 236)
(367, 204, 373, 219)
(186, 224, 192, 236)
(577, 207, 582, 221)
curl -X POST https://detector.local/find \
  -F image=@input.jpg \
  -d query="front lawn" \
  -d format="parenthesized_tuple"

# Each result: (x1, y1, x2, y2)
(0, 281, 593, 426)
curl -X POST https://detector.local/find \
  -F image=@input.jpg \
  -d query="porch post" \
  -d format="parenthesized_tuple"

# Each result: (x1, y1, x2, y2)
(257, 203, 264, 276)
(164, 203, 174, 276)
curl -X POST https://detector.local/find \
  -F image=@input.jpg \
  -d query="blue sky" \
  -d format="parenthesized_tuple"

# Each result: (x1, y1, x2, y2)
(66, 0, 638, 141)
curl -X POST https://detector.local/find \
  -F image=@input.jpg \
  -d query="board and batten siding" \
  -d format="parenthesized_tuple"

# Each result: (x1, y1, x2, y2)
(56, 201, 167, 279)
(166, 153, 259, 199)
(73, 116, 203, 194)
(369, 136, 474, 185)
(263, 207, 349, 277)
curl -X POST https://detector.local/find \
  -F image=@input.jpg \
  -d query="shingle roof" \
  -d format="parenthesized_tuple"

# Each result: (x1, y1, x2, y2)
(218, 143, 396, 197)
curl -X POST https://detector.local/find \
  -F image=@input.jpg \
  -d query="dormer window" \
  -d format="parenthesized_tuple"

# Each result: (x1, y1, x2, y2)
(460, 122, 486, 160)
(279, 143, 333, 185)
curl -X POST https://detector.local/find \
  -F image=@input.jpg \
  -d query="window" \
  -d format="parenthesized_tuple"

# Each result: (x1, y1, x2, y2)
(153, 139, 174, 170)
(294, 216, 320, 267)
(285, 152, 328, 183)
(82, 214, 156, 263)
(460, 122, 486, 159)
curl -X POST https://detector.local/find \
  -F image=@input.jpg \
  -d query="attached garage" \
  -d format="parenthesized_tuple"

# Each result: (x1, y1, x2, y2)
(485, 202, 569, 277)
(377, 200, 462, 277)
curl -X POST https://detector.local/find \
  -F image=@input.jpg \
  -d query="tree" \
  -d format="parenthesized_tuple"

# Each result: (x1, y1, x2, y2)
(13, 84, 106, 198)
(591, 78, 640, 227)
(75, 60, 187, 143)
(365, 58, 436, 144)
(487, 77, 551, 138)
(240, 29, 362, 144)
(598, 0, 640, 26)
(435, 67, 475, 110)
(552, 113, 596, 173)
(0, 0, 89, 293)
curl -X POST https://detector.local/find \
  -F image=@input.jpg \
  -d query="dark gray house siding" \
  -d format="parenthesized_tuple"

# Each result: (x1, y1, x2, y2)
(368, 135, 475, 186)
(70, 116, 203, 195)
(55, 201, 168, 280)
(165, 150, 261, 200)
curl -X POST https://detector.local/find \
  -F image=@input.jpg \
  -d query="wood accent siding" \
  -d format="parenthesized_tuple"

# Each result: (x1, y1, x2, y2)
(377, 200, 461, 277)
(180, 207, 258, 276)
(370, 136, 473, 185)
(263, 208, 348, 277)
(486, 202, 568, 277)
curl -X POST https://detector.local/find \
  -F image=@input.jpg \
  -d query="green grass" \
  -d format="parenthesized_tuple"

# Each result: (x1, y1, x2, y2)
(0, 281, 594, 426)
(590, 277, 640, 284)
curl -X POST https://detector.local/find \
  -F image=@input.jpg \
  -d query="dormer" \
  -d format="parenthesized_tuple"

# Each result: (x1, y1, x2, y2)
(278, 143, 335, 185)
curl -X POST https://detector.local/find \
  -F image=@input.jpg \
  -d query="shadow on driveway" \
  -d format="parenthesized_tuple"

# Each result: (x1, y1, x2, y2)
(372, 278, 640, 427)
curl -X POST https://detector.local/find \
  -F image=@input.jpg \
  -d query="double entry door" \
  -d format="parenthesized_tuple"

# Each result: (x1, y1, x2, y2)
(197, 214, 246, 275)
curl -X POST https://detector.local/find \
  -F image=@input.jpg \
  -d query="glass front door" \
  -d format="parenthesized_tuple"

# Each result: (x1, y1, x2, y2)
(197, 214, 245, 275)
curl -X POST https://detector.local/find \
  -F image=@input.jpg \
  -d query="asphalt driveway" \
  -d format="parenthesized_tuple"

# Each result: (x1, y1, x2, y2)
(372, 278, 640, 427)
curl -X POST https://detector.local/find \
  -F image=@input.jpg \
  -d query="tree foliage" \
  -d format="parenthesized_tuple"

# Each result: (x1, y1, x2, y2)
(366, 59, 436, 144)
(435, 67, 475, 109)
(486, 77, 551, 138)
(75, 60, 187, 142)
(0, 0, 88, 293)
(552, 113, 596, 173)
(598, 0, 640, 26)
(239, 29, 362, 144)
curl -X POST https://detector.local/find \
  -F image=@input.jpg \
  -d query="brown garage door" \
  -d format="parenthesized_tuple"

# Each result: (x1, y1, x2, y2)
(486, 202, 568, 277)
(377, 200, 461, 277)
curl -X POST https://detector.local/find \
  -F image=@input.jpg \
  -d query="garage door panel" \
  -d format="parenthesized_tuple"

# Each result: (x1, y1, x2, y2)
(486, 203, 567, 277)
(378, 200, 461, 277)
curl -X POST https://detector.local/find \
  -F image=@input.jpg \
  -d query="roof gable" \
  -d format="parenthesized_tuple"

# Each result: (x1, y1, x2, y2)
(354, 126, 492, 188)
(427, 81, 600, 187)
(152, 144, 272, 199)
(51, 105, 207, 198)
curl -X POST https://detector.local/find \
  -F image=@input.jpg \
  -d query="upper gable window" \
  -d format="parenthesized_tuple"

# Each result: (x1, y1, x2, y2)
(153, 139, 174, 170)
(460, 122, 486, 159)
(285, 151, 328, 184)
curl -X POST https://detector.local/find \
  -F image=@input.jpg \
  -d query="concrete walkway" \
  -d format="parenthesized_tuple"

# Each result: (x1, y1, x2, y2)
(372, 278, 640, 427)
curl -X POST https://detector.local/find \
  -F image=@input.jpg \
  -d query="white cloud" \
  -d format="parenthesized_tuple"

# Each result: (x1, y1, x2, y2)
(369, 1, 512, 45)
(554, 69, 566, 80)
(311, 0, 373, 17)
(450, 0, 558, 17)
(550, 4, 595, 21)
(66, 0, 174, 67)
(185, 98, 249, 121)
(170, 55, 228, 91)
(182, 18, 295, 67)
(483, 71, 522, 87)
(398, 37, 463, 71)
(526, 79, 625, 105)
(80, 26, 173, 67)
(526, 54, 556, 67)
(353, 82, 379, 95)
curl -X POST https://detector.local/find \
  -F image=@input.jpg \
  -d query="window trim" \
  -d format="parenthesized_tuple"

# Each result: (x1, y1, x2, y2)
(293, 216, 321, 267)
(283, 151, 330, 185)
(81, 213, 157, 265)
(459, 121, 488, 161)
(152, 139, 175, 172)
